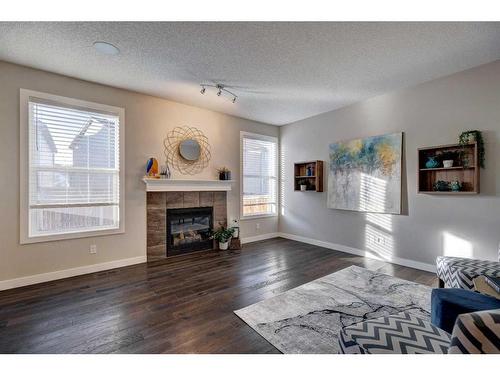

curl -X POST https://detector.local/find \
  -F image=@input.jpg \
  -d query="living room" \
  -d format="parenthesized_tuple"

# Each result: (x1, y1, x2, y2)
(1, 1, 499, 373)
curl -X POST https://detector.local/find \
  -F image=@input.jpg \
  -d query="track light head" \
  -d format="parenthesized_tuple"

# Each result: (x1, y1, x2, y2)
(232, 97, 237, 104)
(217, 89, 222, 96)
(200, 86, 206, 94)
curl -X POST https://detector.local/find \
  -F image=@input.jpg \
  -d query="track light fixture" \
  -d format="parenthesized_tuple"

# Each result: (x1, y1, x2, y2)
(199, 83, 238, 104)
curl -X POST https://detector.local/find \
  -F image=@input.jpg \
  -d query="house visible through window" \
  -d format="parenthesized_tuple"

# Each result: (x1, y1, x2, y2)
(21, 90, 124, 242)
(241, 132, 278, 217)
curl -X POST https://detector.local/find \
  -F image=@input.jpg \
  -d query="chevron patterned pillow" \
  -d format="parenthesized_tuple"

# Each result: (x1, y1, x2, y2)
(448, 309, 500, 354)
(436, 256, 500, 290)
(339, 312, 451, 354)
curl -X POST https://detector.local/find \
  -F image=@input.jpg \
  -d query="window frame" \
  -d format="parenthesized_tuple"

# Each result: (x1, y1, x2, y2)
(240, 131, 279, 220)
(19, 89, 125, 244)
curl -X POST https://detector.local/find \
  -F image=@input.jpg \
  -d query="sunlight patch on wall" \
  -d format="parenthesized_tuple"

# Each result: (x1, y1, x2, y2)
(366, 213, 392, 232)
(361, 173, 394, 261)
(359, 173, 387, 212)
(365, 224, 394, 261)
(443, 231, 473, 258)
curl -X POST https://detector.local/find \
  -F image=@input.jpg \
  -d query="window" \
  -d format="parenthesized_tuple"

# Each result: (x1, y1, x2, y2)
(20, 89, 124, 243)
(240, 132, 278, 218)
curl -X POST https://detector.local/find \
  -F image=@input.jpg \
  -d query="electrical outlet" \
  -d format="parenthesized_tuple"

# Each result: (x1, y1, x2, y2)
(90, 244, 97, 254)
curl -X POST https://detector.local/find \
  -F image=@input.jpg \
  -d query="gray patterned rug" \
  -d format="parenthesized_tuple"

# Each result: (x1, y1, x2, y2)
(234, 265, 431, 354)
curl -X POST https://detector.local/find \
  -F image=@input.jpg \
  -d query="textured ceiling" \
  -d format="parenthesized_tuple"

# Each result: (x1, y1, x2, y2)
(1, 22, 500, 125)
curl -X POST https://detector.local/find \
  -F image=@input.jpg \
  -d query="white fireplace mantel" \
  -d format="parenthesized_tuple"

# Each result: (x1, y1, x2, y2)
(142, 177, 234, 192)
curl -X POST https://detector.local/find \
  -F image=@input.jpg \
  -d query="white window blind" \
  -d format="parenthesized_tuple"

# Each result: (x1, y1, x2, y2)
(28, 98, 121, 238)
(241, 133, 278, 217)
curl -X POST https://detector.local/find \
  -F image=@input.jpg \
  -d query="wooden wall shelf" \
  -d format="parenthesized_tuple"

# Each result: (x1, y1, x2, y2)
(417, 142, 479, 194)
(294, 161, 323, 192)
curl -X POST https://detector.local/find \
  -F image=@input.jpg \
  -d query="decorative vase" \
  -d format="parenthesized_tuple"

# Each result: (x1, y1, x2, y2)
(443, 160, 454, 168)
(219, 241, 229, 250)
(219, 171, 231, 180)
(425, 157, 439, 169)
(160, 164, 171, 179)
(300, 184, 307, 191)
(450, 180, 462, 192)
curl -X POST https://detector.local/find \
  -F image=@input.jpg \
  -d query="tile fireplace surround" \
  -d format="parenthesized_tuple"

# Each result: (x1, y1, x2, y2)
(146, 191, 227, 262)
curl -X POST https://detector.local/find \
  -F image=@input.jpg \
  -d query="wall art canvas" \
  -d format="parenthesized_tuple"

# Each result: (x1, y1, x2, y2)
(327, 132, 402, 214)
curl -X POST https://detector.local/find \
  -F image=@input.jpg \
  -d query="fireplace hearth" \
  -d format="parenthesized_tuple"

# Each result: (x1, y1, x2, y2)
(166, 207, 213, 256)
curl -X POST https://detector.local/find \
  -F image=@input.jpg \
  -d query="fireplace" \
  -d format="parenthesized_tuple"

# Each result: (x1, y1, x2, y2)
(146, 191, 227, 262)
(166, 207, 213, 256)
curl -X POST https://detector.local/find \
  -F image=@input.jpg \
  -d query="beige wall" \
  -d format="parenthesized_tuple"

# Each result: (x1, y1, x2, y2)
(0, 61, 278, 283)
(280, 61, 500, 269)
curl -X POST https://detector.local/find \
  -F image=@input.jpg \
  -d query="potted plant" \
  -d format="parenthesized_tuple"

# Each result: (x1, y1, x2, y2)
(211, 226, 235, 250)
(298, 179, 309, 191)
(459, 130, 485, 168)
(450, 180, 462, 192)
(217, 167, 231, 180)
(433, 180, 450, 192)
(437, 150, 457, 168)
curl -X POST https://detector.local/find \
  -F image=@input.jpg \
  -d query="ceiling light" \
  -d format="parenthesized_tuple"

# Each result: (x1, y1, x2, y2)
(93, 41, 120, 56)
(200, 83, 238, 104)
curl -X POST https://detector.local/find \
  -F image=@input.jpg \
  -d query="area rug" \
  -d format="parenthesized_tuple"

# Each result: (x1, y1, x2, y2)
(234, 265, 432, 354)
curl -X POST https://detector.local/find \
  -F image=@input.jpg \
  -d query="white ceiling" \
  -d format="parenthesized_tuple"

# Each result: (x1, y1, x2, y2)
(1, 22, 500, 125)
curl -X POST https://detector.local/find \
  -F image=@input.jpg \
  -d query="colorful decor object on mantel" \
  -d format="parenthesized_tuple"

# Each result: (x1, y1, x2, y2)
(327, 132, 403, 214)
(146, 157, 159, 178)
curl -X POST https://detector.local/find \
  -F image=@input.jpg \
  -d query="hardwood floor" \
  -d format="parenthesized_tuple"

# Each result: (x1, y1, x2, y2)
(0, 238, 437, 353)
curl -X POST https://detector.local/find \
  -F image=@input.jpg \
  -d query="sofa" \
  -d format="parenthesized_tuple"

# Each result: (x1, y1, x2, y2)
(436, 255, 500, 289)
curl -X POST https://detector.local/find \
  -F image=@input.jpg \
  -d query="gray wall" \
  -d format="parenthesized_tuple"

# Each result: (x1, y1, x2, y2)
(0, 61, 278, 283)
(279, 61, 500, 268)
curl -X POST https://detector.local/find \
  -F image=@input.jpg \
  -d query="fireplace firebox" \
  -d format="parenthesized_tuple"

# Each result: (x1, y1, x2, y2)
(166, 207, 213, 256)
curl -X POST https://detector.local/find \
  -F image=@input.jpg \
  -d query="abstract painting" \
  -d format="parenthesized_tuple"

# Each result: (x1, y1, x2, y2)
(327, 132, 402, 214)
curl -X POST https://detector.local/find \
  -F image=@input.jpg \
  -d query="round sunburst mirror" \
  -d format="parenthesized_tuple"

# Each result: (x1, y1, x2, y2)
(164, 127, 211, 175)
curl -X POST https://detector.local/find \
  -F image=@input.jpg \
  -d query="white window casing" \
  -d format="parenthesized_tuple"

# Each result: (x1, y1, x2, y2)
(240, 131, 278, 219)
(20, 89, 125, 243)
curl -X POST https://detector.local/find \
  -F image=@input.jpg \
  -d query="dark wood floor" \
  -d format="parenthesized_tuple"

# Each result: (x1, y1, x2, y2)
(0, 238, 437, 353)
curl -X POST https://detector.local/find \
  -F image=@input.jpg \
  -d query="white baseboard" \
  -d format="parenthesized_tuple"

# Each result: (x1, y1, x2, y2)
(241, 232, 279, 244)
(0, 232, 434, 291)
(277, 232, 436, 273)
(0, 256, 147, 291)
